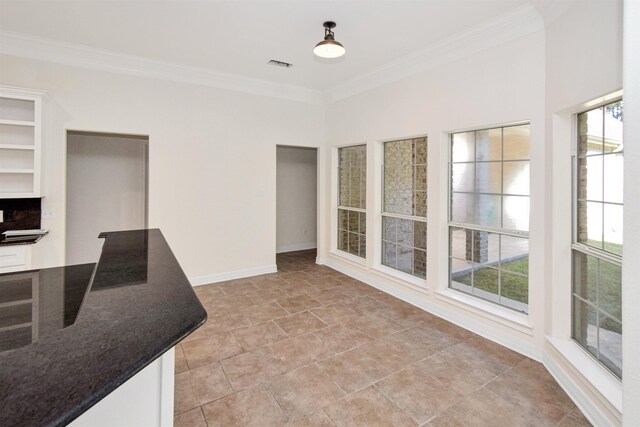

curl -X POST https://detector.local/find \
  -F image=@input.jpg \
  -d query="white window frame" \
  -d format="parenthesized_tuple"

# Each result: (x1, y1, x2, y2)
(334, 144, 367, 261)
(380, 137, 428, 281)
(571, 98, 624, 380)
(447, 122, 531, 314)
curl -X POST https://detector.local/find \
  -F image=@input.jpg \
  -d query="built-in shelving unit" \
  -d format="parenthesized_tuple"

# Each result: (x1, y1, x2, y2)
(0, 87, 47, 198)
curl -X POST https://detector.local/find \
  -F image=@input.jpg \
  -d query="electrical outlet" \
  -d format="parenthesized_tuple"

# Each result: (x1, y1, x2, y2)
(42, 209, 56, 219)
(0, 210, 3, 223)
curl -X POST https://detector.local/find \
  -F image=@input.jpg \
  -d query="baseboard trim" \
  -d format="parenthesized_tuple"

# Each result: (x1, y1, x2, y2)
(543, 338, 622, 427)
(276, 242, 317, 254)
(189, 264, 278, 286)
(316, 256, 328, 265)
(324, 257, 543, 362)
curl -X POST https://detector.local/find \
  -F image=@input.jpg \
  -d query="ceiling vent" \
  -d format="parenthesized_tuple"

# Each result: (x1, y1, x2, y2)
(268, 59, 293, 68)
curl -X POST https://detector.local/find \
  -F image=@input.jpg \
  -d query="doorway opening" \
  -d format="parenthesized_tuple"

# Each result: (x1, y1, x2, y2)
(65, 131, 148, 265)
(276, 145, 318, 269)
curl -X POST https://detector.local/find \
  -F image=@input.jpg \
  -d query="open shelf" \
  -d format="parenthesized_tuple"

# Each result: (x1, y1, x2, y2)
(0, 87, 45, 198)
(0, 119, 35, 127)
(0, 144, 35, 151)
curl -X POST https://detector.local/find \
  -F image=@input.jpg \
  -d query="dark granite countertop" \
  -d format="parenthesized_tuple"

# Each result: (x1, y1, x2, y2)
(0, 229, 207, 427)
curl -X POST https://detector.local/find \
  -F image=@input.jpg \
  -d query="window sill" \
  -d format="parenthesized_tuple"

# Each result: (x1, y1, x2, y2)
(328, 250, 367, 268)
(435, 288, 533, 336)
(371, 264, 429, 293)
(545, 336, 622, 413)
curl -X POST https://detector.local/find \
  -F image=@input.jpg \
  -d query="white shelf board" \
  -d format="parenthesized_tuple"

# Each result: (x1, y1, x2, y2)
(0, 119, 35, 127)
(0, 192, 38, 198)
(0, 144, 35, 150)
(0, 169, 35, 174)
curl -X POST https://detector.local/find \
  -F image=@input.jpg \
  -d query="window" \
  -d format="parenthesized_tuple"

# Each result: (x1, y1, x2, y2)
(572, 100, 623, 379)
(381, 137, 427, 279)
(448, 124, 530, 313)
(337, 145, 366, 258)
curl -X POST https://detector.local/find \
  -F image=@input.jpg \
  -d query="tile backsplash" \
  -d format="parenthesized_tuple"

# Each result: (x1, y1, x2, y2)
(0, 198, 42, 234)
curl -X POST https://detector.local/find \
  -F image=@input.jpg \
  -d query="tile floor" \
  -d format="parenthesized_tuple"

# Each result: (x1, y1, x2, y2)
(174, 250, 591, 427)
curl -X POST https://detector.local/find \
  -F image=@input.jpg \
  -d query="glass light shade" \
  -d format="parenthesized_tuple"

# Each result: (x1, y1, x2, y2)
(313, 40, 345, 58)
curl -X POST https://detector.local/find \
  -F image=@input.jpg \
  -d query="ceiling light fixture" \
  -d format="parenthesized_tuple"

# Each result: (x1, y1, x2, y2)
(313, 21, 345, 59)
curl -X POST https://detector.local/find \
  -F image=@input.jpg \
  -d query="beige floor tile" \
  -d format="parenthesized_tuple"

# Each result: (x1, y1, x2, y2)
(415, 349, 496, 396)
(310, 303, 361, 326)
(324, 386, 416, 427)
(393, 323, 460, 357)
(249, 287, 289, 303)
(377, 304, 429, 328)
(206, 294, 255, 313)
(283, 411, 336, 426)
(271, 333, 334, 370)
(485, 361, 576, 424)
(449, 336, 525, 375)
(279, 281, 322, 297)
(182, 331, 243, 369)
(202, 385, 285, 427)
(343, 296, 390, 315)
(201, 310, 252, 335)
(558, 413, 592, 427)
(425, 415, 466, 426)
(278, 294, 323, 313)
(274, 311, 328, 336)
(174, 407, 207, 427)
(220, 346, 287, 390)
(242, 301, 289, 324)
(176, 251, 583, 427)
(218, 278, 259, 297)
(268, 364, 345, 417)
(313, 324, 373, 353)
(359, 335, 424, 372)
(430, 317, 476, 341)
(304, 275, 344, 290)
(249, 273, 289, 288)
(181, 327, 206, 343)
(442, 388, 547, 427)
(174, 363, 233, 414)
(310, 289, 352, 305)
(175, 344, 189, 374)
(375, 366, 461, 424)
(317, 348, 390, 394)
(193, 284, 224, 303)
(232, 321, 288, 351)
(346, 314, 405, 339)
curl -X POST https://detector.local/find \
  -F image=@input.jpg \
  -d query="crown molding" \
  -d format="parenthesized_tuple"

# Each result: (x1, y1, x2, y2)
(323, 4, 544, 104)
(0, 30, 324, 105)
(0, 4, 543, 107)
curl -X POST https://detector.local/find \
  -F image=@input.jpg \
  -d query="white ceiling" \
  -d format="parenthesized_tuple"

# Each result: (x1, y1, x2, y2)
(0, 1, 583, 94)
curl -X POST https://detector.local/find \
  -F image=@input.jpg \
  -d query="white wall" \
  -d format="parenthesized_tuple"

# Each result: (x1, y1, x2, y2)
(66, 133, 147, 265)
(621, 0, 639, 424)
(0, 55, 324, 279)
(276, 146, 317, 253)
(543, 1, 624, 425)
(321, 30, 547, 356)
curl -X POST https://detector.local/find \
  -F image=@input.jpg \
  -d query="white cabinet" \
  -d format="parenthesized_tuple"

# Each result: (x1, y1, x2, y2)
(0, 86, 47, 198)
(0, 245, 32, 273)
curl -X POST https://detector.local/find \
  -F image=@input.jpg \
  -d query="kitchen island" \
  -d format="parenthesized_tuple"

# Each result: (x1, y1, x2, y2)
(0, 229, 207, 427)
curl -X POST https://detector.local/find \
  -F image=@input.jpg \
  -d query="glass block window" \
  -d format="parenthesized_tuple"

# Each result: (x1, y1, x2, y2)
(573, 100, 623, 379)
(337, 145, 366, 258)
(448, 124, 530, 313)
(382, 137, 427, 278)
